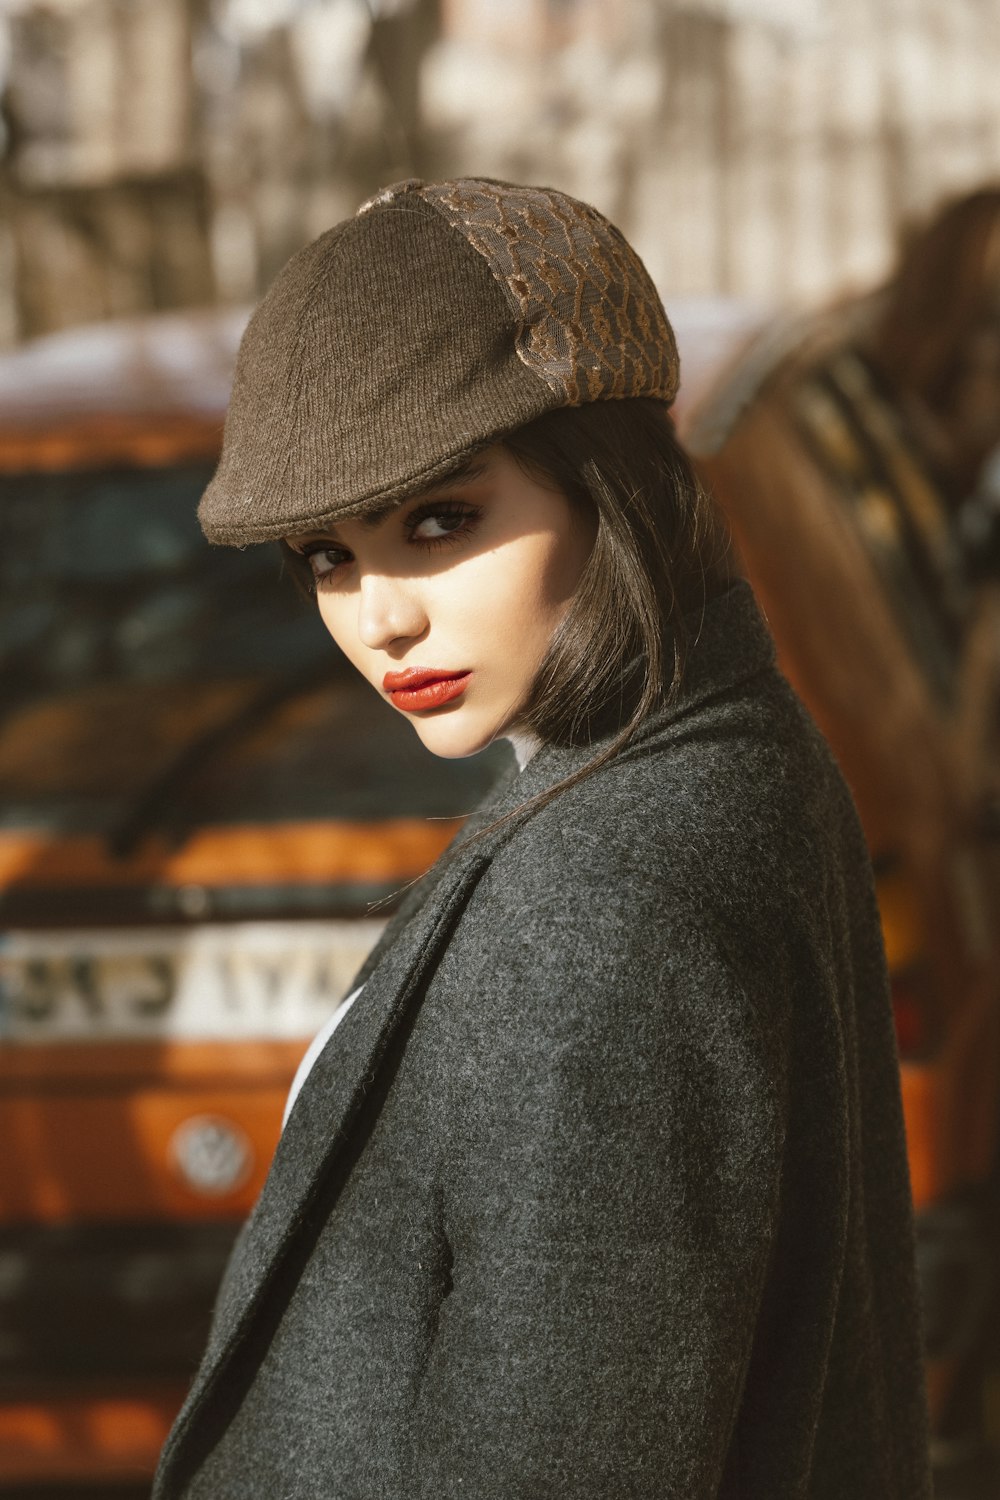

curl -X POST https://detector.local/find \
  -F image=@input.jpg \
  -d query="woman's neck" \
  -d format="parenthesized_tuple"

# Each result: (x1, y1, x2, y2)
(505, 729, 543, 771)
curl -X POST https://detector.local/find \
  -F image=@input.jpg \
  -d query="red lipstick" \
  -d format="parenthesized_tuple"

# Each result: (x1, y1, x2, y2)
(382, 667, 472, 712)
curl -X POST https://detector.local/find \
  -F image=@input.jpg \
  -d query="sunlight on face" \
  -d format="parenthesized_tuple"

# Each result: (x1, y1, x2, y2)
(285, 446, 595, 759)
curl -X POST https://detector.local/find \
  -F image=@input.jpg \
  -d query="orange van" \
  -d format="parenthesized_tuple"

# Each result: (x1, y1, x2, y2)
(0, 309, 500, 1486)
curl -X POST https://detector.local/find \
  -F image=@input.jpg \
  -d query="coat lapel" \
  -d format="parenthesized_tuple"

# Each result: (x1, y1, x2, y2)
(155, 760, 534, 1491)
(155, 578, 776, 1492)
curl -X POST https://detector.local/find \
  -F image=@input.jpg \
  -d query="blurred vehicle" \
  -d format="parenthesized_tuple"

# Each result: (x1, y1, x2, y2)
(0, 310, 500, 1488)
(677, 236, 1000, 1472)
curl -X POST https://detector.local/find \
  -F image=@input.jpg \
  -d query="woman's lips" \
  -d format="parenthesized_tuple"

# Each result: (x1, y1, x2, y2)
(382, 668, 472, 712)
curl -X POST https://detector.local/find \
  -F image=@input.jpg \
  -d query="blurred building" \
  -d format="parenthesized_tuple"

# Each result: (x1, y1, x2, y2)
(0, 0, 999, 345)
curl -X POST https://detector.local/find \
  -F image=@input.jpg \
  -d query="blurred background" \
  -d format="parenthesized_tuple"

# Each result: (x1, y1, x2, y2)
(2, 0, 1000, 340)
(1, 1, 1000, 1496)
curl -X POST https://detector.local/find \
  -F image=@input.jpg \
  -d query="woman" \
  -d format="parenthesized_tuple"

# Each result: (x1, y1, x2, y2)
(153, 179, 930, 1498)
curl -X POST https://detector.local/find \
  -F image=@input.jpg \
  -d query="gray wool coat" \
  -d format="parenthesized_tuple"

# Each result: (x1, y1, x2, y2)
(153, 579, 931, 1499)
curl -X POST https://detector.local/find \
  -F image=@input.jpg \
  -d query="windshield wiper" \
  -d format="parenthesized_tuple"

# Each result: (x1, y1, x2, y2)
(106, 662, 341, 860)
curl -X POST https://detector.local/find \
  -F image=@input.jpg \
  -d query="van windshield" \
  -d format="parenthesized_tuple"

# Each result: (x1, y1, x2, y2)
(0, 462, 331, 706)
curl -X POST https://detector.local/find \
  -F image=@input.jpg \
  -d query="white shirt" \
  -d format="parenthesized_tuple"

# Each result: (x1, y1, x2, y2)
(282, 984, 363, 1129)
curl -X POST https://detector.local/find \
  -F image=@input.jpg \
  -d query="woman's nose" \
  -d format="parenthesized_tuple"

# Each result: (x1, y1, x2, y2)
(356, 571, 427, 650)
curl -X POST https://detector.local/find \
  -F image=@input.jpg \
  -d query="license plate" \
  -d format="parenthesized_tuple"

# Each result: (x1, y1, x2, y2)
(0, 920, 384, 1042)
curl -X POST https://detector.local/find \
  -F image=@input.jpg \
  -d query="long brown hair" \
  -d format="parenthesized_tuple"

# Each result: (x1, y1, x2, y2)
(504, 398, 730, 737)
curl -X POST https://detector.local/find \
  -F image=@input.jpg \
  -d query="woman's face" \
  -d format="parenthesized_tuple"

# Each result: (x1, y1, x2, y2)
(286, 445, 595, 759)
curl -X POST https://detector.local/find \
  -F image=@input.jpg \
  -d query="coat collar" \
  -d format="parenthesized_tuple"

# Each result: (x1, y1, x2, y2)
(154, 577, 774, 1493)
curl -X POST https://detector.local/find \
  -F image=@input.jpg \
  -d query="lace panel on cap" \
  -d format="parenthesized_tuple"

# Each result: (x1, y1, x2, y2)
(420, 180, 679, 407)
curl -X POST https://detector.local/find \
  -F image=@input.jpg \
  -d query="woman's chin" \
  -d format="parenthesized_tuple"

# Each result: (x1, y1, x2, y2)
(408, 710, 502, 761)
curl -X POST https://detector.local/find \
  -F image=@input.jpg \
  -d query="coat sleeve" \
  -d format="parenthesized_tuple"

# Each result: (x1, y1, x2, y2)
(404, 842, 794, 1499)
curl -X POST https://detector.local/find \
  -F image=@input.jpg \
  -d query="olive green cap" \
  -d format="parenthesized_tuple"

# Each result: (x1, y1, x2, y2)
(198, 177, 680, 545)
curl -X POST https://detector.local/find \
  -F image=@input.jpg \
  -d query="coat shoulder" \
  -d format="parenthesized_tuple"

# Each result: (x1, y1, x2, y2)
(483, 662, 867, 952)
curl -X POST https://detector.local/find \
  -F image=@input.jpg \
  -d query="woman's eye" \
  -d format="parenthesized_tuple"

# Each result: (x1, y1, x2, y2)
(304, 546, 350, 579)
(407, 504, 482, 545)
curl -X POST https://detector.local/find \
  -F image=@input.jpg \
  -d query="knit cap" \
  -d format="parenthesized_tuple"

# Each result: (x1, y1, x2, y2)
(198, 177, 680, 545)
